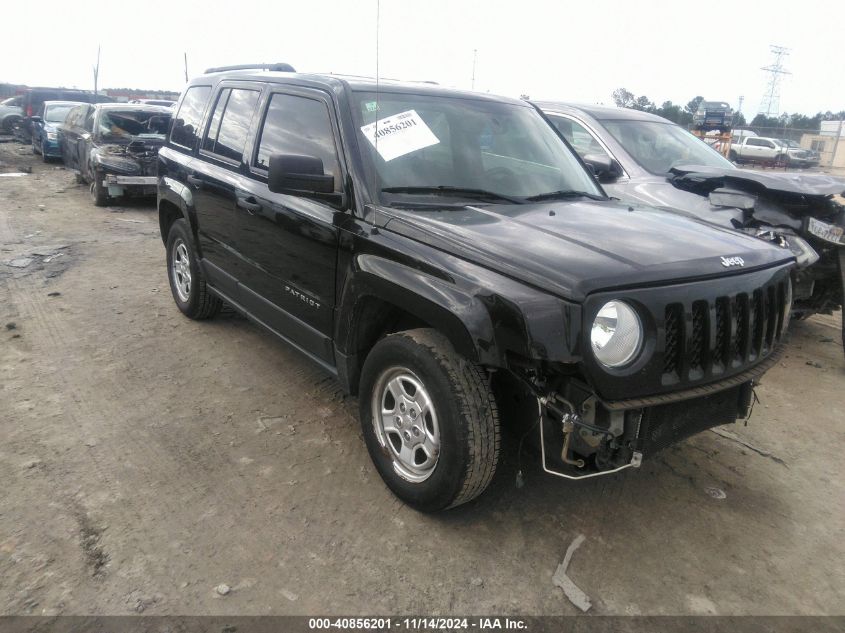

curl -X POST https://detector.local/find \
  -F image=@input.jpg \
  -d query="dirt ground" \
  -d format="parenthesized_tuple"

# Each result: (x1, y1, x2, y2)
(1, 141, 843, 617)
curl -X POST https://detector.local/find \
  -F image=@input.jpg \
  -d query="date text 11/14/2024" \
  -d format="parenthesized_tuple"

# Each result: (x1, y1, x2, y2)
(307, 617, 528, 630)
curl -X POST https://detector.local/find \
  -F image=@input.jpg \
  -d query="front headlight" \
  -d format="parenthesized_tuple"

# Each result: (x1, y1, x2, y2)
(46, 132, 57, 140)
(591, 300, 643, 368)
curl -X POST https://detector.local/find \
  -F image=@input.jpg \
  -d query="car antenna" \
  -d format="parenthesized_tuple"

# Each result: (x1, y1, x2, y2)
(371, 0, 381, 236)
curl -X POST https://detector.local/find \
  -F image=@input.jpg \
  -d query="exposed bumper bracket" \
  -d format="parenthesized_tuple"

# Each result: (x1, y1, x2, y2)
(537, 399, 642, 481)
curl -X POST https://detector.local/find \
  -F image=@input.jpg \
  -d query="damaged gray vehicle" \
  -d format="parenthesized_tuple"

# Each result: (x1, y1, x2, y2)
(536, 102, 845, 353)
(58, 103, 172, 206)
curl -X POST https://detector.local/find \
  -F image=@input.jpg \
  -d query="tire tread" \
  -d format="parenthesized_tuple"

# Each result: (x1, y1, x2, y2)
(396, 329, 500, 508)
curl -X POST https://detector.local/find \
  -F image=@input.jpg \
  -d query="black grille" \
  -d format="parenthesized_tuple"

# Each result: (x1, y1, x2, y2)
(664, 305, 682, 375)
(689, 301, 707, 374)
(662, 278, 789, 384)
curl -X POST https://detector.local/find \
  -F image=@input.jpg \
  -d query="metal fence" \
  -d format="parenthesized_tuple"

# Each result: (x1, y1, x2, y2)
(730, 124, 844, 170)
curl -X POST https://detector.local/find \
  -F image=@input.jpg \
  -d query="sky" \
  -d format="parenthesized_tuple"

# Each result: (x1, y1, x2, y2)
(2, 0, 843, 119)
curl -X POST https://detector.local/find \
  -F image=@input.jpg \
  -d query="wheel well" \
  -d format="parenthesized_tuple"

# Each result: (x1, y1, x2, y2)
(159, 200, 182, 245)
(343, 296, 453, 395)
(350, 296, 430, 358)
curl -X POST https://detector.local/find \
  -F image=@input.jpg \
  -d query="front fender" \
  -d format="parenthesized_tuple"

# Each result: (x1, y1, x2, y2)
(336, 240, 583, 372)
(158, 175, 196, 248)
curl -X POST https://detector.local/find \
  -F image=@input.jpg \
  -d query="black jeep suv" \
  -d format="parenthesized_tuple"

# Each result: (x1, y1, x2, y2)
(158, 65, 794, 512)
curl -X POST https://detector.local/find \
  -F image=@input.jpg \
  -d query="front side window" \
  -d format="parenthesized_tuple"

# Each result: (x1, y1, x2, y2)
(351, 91, 602, 204)
(64, 106, 82, 128)
(171, 85, 211, 149)
(548, 115, 609, 160)
(602, 119, 735, 174)
(203, 88, 259, 163)
(254, 93, 340, 190)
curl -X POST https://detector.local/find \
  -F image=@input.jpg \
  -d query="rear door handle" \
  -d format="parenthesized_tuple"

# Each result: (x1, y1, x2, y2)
(186, 175, 203, 187)
(236, 195, 262, 214)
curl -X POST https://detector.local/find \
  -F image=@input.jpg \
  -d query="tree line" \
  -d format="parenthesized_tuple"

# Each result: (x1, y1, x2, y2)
(611, 88, 845, 132)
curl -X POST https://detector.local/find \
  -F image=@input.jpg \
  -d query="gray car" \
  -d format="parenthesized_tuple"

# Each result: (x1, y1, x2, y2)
(0, 95, 24, 133)
(535, 102, 845, 351)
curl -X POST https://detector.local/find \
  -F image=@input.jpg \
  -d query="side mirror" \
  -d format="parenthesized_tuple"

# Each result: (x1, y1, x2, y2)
(583, 153, 623, 183)
(268, 154, 335, 194)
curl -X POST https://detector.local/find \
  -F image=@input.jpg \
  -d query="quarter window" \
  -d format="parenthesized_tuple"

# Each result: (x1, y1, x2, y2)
(203, 88, 259, 163)
(171, 85, 211, 150)
(254, 93, 340, 190)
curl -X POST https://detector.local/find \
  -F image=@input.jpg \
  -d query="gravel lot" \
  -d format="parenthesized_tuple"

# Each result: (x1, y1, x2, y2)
(1, 141, 843, 616)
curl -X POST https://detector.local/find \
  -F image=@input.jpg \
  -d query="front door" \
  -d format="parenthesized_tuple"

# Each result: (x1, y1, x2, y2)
(232, 89, 343, 364)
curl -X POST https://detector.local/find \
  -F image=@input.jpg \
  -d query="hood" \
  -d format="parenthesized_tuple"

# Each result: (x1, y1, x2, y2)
(381, 199, 793, 301)
(669, 164, 845, 197)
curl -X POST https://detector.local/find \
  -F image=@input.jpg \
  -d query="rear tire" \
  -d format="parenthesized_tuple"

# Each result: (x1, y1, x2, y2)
(359, 329, 500, 512)
(166, 219, 222, 320)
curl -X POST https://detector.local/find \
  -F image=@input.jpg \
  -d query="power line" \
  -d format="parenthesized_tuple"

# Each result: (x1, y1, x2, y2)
(758, 45, 790, 117)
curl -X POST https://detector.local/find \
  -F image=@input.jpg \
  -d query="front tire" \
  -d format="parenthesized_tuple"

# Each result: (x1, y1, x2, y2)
(166, 219, 221, 320)
(359, 329, 500, 512)
(90, 169, 109, 207)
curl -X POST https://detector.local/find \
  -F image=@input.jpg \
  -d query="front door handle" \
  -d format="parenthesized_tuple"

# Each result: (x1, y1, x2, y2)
(236, 195, 262, 214)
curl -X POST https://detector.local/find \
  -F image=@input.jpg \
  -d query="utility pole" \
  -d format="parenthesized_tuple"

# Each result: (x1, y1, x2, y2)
(471, 49, 477, 90)
(184, 52, 189, 83)
(93, 45, 101, 97)
(758, 45, 790, 117)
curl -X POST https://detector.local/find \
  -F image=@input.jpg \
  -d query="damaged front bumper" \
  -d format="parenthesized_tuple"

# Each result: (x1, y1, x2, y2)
(103, 174, 158, 186)
(536, 378, 757, 480)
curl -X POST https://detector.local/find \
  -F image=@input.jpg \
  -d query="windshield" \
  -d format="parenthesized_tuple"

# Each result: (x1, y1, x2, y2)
(97, 109, 171, 142)
(352, 91, 602, 205)
(780, 139, 800, 148)
(44, 104, 75, 123)
(602, 120, 735, 175)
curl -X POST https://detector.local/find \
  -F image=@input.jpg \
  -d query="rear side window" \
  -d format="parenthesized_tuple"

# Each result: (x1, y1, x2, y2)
(203, 88, 259, 163)
(171, 85, 211, 150)
(254, 93, 340, 189)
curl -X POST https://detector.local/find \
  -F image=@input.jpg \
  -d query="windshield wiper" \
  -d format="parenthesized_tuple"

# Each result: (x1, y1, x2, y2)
(381, 186, 524, 205)
(524, 189, 606, 202)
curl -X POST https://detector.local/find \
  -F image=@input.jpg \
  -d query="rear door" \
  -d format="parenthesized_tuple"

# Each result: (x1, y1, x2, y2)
(230, 87, 344, 363)
(190, 82, 262, 296)
(59, 106, 84, 170)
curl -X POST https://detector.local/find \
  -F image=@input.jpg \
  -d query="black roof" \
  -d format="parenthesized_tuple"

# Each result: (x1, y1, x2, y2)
(194, 69, 527, 106)
(534, 101, 673, 123)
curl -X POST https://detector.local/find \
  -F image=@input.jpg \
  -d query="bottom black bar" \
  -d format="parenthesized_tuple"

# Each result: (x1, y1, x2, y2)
(0, 616, 842, 633)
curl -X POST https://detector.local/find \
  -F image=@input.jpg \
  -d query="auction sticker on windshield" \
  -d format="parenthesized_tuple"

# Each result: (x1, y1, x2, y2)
(360, 110, 439, 161)
(807, 217, 845, 245)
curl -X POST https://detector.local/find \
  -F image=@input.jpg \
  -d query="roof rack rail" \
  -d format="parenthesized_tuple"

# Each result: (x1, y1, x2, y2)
(203, 63, 296, 74)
